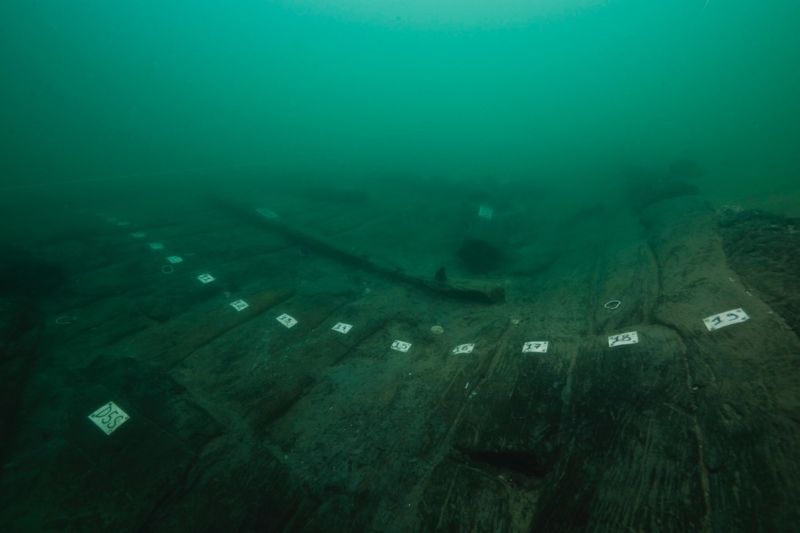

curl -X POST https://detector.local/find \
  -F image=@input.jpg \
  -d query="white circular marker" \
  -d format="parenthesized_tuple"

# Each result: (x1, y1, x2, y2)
(604, 300, 622, 310)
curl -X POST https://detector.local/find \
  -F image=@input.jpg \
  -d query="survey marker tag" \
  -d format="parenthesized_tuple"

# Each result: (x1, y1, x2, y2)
(256, 207, 279, 219)
(88, 401, 130, 436)
(276, 313, 298, 328)
(522, 341, 549, 354)
(478, 205, 494, 220)
(332, 322, 353, 334)
(452, 343, 475, 355)
(166, 256, 183, 264)
(391, 340, 412, 353)
(197, 273, 216, 284)
(608, 331, 639, 348)
(230, 299, 249, 312)
(148, 242, 165, 251)
(703, 308, 749, 332)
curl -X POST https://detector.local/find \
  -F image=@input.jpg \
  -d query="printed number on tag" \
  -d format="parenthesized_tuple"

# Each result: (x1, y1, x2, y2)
(452, 343, 475, 355)
(197, 273, 216, 284)
(88, 401, 130, 436)
(331, 322, 353, 334)
(522, 341, 549, 353)
(608, 331, 639, 347)
(276, 314, 298, 328)
(703, 308, 749, 331)
(166, 256, 183, 264)
(391, 340, 412, 352)
(230, 299, 249, 312)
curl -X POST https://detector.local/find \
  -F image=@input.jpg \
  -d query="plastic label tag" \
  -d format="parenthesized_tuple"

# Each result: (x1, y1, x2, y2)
(522, 341, 549, 353)
(148, 242, 165, 251)
(230, 299, 249, 312)
(452, 343, 475, 355)
(276, 314, 298, 328)
(608, 331, 639, 347)
(703, 308, 749, 331)
(88, 401, 130, 435)
(166, 256, 183, 264)
(256, 208, 279, 219)
(478, 205, 494, 220)
(197, 273, 216, 284)
(332, 322, 353, 334)
(131, 232, 146, 239)
(391, 340, 412, 353)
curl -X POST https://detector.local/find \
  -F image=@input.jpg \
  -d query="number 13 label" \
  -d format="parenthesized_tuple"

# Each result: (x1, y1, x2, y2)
(703, 308, 749, 331)
(88, 401, 130, 435)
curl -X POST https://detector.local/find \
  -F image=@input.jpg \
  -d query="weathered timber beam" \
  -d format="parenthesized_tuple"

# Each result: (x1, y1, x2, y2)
(212, 197, 505, 304)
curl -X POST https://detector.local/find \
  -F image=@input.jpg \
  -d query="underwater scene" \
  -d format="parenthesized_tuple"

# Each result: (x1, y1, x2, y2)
(2, 1, 800, 531)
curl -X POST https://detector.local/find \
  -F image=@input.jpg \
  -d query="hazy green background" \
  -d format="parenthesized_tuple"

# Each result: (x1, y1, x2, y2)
(1, 0, 798, 209)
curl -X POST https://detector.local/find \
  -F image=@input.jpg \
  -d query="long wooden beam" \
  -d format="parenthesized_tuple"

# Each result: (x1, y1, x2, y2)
(213, 198, 505, 304)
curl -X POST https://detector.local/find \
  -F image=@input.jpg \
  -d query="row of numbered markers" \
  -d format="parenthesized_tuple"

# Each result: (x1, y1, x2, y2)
(89, 308, 749, 435)
(86, 309, 750, 437)
(87, 219, 751, 437)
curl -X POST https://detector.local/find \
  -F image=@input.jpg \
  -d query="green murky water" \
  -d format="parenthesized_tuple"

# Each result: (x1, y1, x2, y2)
(2, 1, 799, 210)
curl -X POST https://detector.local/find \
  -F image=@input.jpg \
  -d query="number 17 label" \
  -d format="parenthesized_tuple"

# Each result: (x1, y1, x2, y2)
(703, 308, 749, 331)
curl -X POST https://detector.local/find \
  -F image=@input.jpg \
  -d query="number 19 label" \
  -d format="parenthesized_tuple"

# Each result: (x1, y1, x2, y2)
(703, 308, 749, 331)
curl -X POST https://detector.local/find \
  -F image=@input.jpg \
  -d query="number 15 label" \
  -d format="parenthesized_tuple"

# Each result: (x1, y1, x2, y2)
(703, 308, 749, 331)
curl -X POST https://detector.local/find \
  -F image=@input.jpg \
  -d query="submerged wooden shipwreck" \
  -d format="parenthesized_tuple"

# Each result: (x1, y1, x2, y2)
(1, 179, 799, 531)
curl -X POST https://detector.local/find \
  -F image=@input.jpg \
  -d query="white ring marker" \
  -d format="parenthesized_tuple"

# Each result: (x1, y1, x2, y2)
(55, 315, 77, 325)
(604, 300, 622, 310)
(161, 265, 175, 274)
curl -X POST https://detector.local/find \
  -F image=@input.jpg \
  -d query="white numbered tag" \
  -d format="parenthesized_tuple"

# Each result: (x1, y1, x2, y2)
(608, 331, 639, 347)
(166, 256, 183, 264)
(478, 205, 494, 220)
(703, 308, 749, 331)
(391, 340, 412, 353)
(130, 232, 146, 239)
(230, 299, 249, 312)
(88, 401, 130, 436)
(522, 341, 549, 353)
(276, 313, 298, 328)
(256, 207, 279, 219)
(331, 322, 353, 334)
(148, 242, 165, 251)
(452, 343, 475, 355)
(197, 273, 216, 284)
